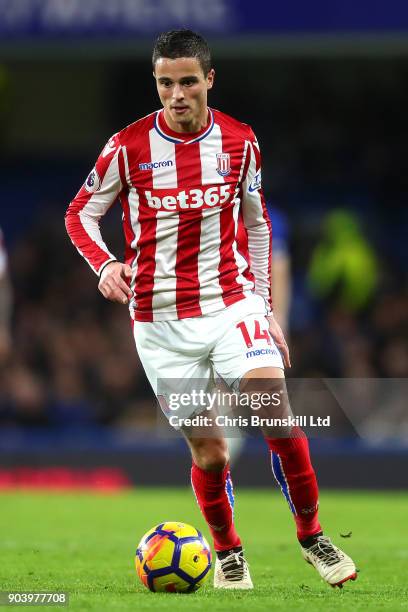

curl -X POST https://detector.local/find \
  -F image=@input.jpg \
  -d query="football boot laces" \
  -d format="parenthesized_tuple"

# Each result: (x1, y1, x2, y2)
(306, 535, 344, 567)
(219, 550, 246, 581)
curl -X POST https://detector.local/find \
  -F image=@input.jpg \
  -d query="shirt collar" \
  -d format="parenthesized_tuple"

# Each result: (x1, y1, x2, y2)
(154, 108, 214, 145)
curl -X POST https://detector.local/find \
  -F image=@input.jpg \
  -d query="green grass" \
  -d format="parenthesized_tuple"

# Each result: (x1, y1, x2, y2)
(1, 489, 407, 611)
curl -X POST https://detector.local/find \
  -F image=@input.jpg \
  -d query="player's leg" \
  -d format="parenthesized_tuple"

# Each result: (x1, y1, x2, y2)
(240, 367, 322, 542)
(183, 431, 240, 550)
(182, 422, 253, 589)
(132, 317, 251, 589)
(241, 369, 357, 587)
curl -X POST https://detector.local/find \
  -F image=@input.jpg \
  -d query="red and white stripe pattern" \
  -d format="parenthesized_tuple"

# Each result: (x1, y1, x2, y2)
(65, 133, 122, 275)
(65, 108, 272, 321)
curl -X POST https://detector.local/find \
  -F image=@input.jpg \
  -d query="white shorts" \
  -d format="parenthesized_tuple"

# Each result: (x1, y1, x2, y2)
(133, 293, 284, 422)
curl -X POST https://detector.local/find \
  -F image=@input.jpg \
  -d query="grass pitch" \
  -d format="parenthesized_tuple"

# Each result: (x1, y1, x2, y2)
(1, 489, 407, 611)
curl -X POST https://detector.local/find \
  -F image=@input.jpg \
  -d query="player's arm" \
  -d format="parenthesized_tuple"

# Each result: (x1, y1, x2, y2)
(65, 134, 132, 305)
(241, 130, 290, 367)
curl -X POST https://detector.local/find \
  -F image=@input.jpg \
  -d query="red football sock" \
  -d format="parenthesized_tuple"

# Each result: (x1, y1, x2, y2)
(265, 427, 322, 541)
(191, 462, 241, 552)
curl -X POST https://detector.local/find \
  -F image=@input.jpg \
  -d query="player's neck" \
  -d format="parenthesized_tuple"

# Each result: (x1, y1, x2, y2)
(163, 107, 209, 134)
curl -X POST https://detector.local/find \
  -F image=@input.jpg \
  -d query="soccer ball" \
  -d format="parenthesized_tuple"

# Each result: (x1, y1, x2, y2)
(135, 521, 212, 593)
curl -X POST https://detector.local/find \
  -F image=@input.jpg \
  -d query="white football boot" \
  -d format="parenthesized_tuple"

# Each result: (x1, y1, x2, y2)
(301, 534, 357, 588)
(214, 547, 254, 589)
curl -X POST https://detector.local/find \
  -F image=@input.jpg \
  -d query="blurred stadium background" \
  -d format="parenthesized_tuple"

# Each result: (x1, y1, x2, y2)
(0, 0, 407, 490)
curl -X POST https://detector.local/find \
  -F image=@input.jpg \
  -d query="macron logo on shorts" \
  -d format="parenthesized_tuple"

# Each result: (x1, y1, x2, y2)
(246, 347, 278, 358)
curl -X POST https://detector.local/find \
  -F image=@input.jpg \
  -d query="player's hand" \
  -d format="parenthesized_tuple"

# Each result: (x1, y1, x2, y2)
(98, 261, 133, 305)
(267, 313, 291, 368)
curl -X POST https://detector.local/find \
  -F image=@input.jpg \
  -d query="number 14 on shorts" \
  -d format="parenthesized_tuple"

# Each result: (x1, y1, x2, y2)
(236, 320, 272, 348)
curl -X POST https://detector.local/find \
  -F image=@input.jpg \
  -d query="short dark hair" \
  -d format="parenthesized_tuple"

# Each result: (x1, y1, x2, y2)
(152, 29, 212, 75)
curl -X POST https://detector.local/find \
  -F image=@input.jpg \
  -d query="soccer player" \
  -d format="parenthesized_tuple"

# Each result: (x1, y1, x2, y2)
(65, 29, 357, 589)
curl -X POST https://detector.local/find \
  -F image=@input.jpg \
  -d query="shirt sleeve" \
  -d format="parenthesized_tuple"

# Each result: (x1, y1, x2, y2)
(65, 133, 123, 276)
(240, 129, 273, 312)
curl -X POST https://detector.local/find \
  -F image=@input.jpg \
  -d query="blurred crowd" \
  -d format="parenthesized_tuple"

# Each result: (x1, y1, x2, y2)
(0, 215, 153, 428)
(0, 204, 406, 431)
(290, 209, 408, 380)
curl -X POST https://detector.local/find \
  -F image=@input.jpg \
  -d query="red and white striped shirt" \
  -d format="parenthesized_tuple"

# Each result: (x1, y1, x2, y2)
(65, 108, 272, 322)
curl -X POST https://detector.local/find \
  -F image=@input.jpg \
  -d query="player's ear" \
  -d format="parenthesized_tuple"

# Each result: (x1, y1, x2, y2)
(207, 68, 215, 90)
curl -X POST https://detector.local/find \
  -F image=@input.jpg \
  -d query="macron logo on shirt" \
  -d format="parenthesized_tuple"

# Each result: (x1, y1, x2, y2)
(139, 160, 174, 171)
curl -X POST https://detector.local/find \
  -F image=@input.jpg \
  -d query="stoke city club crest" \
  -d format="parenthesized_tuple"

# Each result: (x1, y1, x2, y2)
(216, 152, 231, 177)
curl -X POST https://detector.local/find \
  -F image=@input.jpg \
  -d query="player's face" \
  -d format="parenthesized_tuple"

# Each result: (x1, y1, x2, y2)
(154, 57, 215, 132)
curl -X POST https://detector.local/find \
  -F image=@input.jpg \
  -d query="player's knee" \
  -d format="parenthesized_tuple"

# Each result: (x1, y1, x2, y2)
(191, 439, 229, 471)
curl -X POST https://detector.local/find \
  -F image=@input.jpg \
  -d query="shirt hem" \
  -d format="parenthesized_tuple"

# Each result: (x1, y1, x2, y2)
(132, 292, 253, 322)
